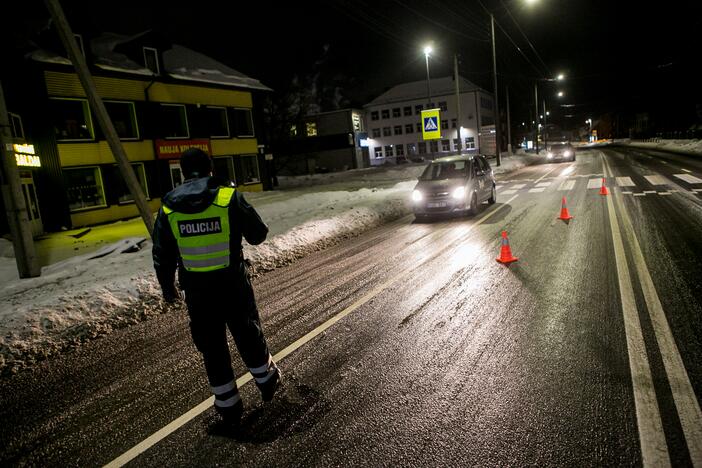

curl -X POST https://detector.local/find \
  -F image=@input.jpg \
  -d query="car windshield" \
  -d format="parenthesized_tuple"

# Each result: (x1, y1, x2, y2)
(549, 143, 570, 150)
(419, 160, 469, 180)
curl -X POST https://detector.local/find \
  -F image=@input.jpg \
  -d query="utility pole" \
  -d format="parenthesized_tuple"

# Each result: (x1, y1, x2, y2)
(0, 82, 41, 278)
(454, 54, 462, 153)
(490, 14, 501, 166)
(505, 84, 512, 155)
(424, 52, 432, 107)
(543, 100, 548, 151)
(45, 0, 154, 236)
(534, 81, 540, 154)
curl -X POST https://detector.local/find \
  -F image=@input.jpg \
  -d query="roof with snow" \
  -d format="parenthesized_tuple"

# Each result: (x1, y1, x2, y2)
(28, 31, 272, 92)
(364, 76, 488, 107)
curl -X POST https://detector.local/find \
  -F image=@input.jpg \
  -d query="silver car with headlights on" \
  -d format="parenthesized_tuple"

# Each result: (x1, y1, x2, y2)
(412, 155, 496, 221)
(545, 141, 575, 162)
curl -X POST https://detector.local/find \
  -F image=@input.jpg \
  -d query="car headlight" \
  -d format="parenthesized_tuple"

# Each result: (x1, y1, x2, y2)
(564, 150, 572, 157)
(547, 152, 554, 158)
(452, 186, 466, 199)
(412, 190, 423, 202)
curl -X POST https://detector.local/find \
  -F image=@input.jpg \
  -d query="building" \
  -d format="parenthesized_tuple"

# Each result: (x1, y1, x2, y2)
(279, 108, 367, 174)
(363, 76, 494, 165)
(1, 29, 271, 236)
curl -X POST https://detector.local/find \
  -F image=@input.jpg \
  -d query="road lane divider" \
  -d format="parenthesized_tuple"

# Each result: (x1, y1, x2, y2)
(103, 196, 520, 468)
(604, 157, 702, 466)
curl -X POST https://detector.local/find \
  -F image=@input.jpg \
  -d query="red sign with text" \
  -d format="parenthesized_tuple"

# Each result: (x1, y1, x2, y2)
(155, 139, 211, 159)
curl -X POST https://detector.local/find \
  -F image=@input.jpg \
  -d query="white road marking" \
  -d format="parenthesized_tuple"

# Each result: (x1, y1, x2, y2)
(511, 184, 526, 189)
(606, 156, 702, 466)
(558, 180, 576, 191)
(602, 160, 671, 468)
(643, 191, 656, 194)
(560, 165, 576, 176)
(633, 193, 646, 197)
(658, 192, 672, 196)
(536, 181, 552, 187)
(534, 166, 559, 184)
(587, 178, 603, 189)
(693, 189, 702, 193)
(622, 191, 633, 195)
(495, 185, 504, 190)
(674, 173, 702, 184)
(616, 177, 636, 187)
(501, 189, 518, 195)
(644, 175, 669, 186)
(682, 169, 692, 173)
(103, 195, 521, 468)
(528, 187, 546, 193)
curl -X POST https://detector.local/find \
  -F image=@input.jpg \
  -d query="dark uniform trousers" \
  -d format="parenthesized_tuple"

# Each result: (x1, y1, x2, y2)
(183, 261, 271, 397)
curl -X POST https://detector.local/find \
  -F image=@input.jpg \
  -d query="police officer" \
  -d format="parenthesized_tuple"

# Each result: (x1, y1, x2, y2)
(152, 147, 281, 423)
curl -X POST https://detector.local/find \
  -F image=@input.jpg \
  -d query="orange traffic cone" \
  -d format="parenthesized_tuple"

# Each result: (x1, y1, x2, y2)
(599, 178, 609, 196)
(558, 196, 573, 221)
(496, 231, 518, 264)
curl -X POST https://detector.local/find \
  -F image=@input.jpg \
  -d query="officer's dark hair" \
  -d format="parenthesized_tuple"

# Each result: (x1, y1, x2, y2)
(180, 148, 213, 179)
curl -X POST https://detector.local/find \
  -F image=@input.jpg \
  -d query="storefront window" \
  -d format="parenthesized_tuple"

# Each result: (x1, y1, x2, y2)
(213, 156, 235, 182)
(114, 163, 149, 204)
(63, 167, 106, 211)
(105, 101, 139, 140)
(239, 154, 260, 184)
(160, 104, 189, 139)
(50, 98, 94, 141)
(205, 106, 230, 138)
(233, 109, 254, 137)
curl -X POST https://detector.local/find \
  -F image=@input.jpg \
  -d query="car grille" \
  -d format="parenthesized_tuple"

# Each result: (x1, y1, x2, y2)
(429, 191, 450, 198)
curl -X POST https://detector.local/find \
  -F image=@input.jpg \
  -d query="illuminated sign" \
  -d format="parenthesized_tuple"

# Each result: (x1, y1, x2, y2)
(13, 143, 41, 167)
(155, 139, 212, 159)
(421, 109, 441, 140)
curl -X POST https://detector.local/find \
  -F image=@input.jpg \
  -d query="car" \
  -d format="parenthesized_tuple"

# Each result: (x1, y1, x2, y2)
(412, 154, 496, 221)
(545, 141, 575, 162)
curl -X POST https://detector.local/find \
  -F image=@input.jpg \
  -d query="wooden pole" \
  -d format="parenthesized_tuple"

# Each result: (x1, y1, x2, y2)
(45, 0, 154, 236)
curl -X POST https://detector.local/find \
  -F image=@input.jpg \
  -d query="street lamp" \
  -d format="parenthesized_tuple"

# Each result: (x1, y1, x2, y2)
(534, 73, 566, 154)
(423, 45, 433, 107)
(557, 91, 564, 97)
(557, 73, 565, 81)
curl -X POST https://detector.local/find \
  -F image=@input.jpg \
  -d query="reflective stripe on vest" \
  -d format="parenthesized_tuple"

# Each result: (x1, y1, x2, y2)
(163, 186, 236, 272)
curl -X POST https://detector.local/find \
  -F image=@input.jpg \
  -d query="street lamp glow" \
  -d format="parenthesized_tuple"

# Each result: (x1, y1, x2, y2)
(546, 111, 550, 116)
(557, 73, 565, 81)
(423, 45, 433, 57)
(525, 0, 538, 4)
(557, 91, 564, 97)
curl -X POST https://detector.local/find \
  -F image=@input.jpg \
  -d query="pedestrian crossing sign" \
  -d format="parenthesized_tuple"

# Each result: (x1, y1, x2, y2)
(421, 109, 441, 140)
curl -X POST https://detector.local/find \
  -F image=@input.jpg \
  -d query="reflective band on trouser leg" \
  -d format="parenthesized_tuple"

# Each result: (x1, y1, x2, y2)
(250, 355, 277, 384)
(211, 379, 240, 408)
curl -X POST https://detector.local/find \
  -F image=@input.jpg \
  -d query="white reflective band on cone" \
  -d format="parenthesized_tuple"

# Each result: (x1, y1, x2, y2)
(210, 380, 236, 395)
(214, 393, 241, 408)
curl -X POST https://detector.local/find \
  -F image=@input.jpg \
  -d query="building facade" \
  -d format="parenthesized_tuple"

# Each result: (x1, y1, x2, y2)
(363, 76, 494, 165)
(1, 30, 271, 235)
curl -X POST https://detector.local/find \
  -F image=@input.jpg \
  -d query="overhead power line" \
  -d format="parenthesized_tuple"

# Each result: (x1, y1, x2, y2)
(499, 0, 551, 77)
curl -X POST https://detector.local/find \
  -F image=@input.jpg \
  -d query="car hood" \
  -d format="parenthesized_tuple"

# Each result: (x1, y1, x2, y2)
(414, 178, 464, 192)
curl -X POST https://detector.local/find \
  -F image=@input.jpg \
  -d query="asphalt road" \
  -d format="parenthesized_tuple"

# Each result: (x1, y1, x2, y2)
(1, 146, 701, 467)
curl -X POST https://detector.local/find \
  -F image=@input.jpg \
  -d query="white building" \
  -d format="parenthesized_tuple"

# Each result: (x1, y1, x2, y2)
(363, 76, 495, 165)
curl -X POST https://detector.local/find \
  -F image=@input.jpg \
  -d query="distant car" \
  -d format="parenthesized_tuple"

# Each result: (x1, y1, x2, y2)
(412, 154, 496, 220)
(545, 142, 575, 162)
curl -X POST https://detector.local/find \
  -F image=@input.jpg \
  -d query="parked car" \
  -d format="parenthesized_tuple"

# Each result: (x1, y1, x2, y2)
(545, 141, 575, 162)
(412, 154, 496, 221)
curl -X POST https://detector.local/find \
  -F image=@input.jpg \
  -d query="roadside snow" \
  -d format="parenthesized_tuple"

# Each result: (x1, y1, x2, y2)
(610, 138, 702, 156)
(0, 157, 534, 374)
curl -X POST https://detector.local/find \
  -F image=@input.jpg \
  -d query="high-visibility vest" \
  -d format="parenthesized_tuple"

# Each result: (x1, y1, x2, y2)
(162, 186, 235, 272)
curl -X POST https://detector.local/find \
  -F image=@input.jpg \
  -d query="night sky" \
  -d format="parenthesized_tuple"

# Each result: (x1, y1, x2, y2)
(7, 0, 702, 130)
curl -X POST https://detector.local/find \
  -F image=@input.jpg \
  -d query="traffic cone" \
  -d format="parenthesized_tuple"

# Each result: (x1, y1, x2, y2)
(599, 178, 609, 196)
(496, 230, 518, 264)
(558, 196, 573, 222)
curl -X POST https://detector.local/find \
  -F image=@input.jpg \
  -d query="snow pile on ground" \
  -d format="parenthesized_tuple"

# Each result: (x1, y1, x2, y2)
(611, 139, 702, 155)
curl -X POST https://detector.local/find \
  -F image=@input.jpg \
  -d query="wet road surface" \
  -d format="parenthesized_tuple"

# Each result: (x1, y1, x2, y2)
(1, 146, 701, 467)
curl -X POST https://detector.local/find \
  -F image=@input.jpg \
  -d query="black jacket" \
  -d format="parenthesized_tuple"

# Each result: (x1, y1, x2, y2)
(152, 176, 268, 300)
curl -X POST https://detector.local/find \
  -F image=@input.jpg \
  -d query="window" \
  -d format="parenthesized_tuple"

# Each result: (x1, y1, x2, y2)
(405, 124, 413, 134)
(383, 127, 391, 137)
(371, 111, 379, 121)
(415, 105, 423, 115)
(479, 157, 491, 173)
(439, 101, 448, 111)
(416, 122, 422, 132)
(407, 143, 416, 155)
(394, 125, 402, 135)
(104, 101, 138, 140)
(239, 154, 260, 184)
(160, 104, 189, 139)
(306, 122, 317, 137)
(403, 106, 412, 116)
(381, 109, 390, 119)
(454, 138, 460, 150)
(384, 145, 394, 157)
(441, 139, 450, 151)
(430, 141, 439, 153)
(233, 108, 255, 137)
(396, 144, 404, 156)
(213, 156, 236, 182)
(418, 142, 427, 154)
(451, 118, 457, 129)
(74, 34, 86, 58)
(374, 146, 383, 158)
(114, 163, 149, 204)
(429, 102, 435, 109)
(9, 113, 24, 139)
(441, 119, 449, 130)
(143, 47, 160, 75)
(63, 167, 106, 211)
(290, 124, 298, 137)
(372, 128, 381, 138)
(50, 98, 94, 141)
(465, 137, 475, 149)
(392, 108, 401, 118)
(204, 106, 229, 138)
(480, 96, 493, 110)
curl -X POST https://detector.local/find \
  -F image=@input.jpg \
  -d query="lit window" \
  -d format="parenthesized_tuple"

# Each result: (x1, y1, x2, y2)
(143, 47, 160, 75)
(114, 163, 149, 204)
(374, 147, 383, 158)
(50, 98, 94, 141)
(104, 101, 138, 140)
(290, 124, 298, 137)
(306, 122, 317, 137)
(63, 166, 106, 211)
(160, 104, 189, 139)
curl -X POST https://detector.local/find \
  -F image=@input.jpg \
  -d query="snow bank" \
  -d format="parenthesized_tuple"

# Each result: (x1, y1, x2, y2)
(611, 139, 702, 156)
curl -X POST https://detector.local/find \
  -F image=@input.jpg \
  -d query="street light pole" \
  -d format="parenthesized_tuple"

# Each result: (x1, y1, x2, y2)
(534, 81, 539, 154)
(424, 47, 432, 107)
(490, 14, 501, 166)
